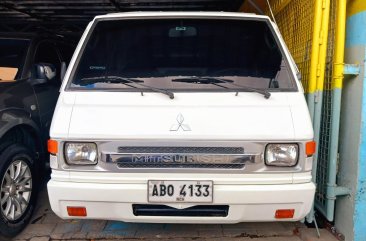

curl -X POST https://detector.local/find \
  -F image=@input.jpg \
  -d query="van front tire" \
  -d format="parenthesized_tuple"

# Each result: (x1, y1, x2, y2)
(0, 144, 39, 240)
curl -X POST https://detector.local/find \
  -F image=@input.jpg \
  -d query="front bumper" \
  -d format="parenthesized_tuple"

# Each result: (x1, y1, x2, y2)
(48, 178, 315, 223)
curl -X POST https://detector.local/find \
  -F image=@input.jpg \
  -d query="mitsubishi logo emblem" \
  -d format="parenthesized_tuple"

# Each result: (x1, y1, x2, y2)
(170, 113, 191, 131)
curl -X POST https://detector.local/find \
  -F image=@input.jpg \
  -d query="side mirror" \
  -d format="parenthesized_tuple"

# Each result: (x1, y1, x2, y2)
(32, 63, 57, 85)
(60, 62, 67, 82)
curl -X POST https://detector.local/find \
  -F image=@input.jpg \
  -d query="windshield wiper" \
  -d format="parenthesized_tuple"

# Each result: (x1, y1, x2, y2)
(79, 76, 141, 89)
(79, 76, 174, 99)
(173, 76, 271, 99)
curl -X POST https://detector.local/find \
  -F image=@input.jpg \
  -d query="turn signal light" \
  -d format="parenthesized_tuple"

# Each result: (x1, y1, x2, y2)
(67, 206, 87, 217)
(47, 139, 58, 155)
(275, 209, 295, 219)
(306, 141, 316, 156)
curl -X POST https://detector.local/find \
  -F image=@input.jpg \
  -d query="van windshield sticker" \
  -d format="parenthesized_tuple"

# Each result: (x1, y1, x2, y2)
(89, 66, 106, 70)
(176, 27, 186, 31)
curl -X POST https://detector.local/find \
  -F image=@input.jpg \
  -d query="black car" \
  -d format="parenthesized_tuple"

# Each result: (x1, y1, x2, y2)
(0, 33, 74, 239)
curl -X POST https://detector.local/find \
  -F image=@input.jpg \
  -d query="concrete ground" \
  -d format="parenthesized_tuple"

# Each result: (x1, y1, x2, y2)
(13, 186, 339, 241)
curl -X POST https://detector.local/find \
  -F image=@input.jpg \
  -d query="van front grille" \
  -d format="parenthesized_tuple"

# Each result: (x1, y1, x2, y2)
(117, 146, 244, 154)
(103, 146, 257, 169)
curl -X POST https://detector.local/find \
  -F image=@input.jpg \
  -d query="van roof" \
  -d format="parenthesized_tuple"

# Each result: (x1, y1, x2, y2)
(94, 11, 270, 21)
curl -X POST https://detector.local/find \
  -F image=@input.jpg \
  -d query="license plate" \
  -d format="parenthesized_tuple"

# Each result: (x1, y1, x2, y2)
(148, 180, 213, 203)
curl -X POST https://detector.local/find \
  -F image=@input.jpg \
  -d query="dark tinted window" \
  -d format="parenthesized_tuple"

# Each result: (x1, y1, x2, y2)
(70, 18, 295, 91)
(0, 39, 29, 80)
(57, 43, 75, 63)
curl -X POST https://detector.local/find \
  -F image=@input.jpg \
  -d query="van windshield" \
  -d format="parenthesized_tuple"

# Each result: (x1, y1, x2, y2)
(69, 18, 296, 92)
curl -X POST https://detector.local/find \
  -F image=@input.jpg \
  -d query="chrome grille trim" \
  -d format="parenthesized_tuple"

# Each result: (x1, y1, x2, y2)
(103, 151, 257, 169)
(117, 146, 244, 154)
(116, 163, 245, 169)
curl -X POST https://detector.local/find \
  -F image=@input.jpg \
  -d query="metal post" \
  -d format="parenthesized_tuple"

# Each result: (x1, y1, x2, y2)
(307, 0, 331, 223)
(325, 0, 348, 221)
(307, 0, 324, 120)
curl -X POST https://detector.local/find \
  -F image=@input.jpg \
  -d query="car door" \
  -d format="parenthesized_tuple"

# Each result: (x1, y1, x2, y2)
(31, 41, 62, 134)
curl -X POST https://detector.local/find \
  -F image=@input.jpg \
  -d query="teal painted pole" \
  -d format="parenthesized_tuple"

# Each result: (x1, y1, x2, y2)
(325, 0, 347, 222)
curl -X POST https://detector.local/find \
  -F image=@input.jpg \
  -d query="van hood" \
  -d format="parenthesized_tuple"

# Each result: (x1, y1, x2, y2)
(50, 92, 313, 141)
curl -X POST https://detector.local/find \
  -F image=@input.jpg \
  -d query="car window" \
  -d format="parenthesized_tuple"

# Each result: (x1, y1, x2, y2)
(35, 41, 61, 83)
(69, 18, 296, 92)
(0, 39, 30, 81)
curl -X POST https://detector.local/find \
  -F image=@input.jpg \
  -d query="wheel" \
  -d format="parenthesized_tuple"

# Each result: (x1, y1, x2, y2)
(0, 144, 39, 239)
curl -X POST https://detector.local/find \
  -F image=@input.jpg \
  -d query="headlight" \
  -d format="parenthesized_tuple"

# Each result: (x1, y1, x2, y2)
(65, 142, 98, 165)
(265, 144, 298, 167)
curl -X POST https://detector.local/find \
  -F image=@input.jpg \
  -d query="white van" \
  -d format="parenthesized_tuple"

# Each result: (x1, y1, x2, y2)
(47, 12, 316, 223)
